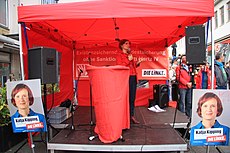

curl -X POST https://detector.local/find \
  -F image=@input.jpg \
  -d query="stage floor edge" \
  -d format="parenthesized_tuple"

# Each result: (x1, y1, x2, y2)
(48, 125, 187, 152)
(48, 143, 187, 152)
(47, 106, 188, 152)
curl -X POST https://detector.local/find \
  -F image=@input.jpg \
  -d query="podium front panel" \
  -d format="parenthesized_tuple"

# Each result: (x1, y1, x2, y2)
(86, 65, 130, 143)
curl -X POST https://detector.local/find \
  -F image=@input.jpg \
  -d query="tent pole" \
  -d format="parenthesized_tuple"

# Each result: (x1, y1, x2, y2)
(211, 17, 215, 90)
(72, 42, 78, 105)
(18, 23, 36, 153)
(18, 23, 25, 81)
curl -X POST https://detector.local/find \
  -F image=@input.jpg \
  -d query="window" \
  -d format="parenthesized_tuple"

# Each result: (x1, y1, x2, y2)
(0, 0, 8, 27)
(214, 11, 218, 28)
(227, 1, 230, 22)
(220, 6, 224, 26)
(42, 0, 58, 4)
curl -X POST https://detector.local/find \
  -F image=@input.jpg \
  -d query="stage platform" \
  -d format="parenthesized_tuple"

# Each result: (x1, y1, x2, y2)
(47, 106, 189, 153)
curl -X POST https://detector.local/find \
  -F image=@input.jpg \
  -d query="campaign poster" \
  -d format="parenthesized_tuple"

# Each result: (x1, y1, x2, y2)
(190, 89, 230, 146)
(6, 79, 47, 133)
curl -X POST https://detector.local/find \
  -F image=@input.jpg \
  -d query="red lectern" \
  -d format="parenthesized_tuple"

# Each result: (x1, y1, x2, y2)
(86, 65, 130, 143)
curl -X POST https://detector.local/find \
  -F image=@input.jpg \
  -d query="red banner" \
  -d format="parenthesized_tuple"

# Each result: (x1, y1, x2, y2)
(75, 47, 169, 80)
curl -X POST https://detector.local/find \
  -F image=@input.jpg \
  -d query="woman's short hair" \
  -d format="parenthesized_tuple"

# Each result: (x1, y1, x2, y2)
(11, 83, 34, 107)
(196, 92, 223, 117)
(118, 39, 130, 50)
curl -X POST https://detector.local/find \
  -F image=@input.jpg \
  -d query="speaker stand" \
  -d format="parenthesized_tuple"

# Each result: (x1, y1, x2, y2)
(43, 84, 57, 142)
(64, 101, 76, 138)
(43, 84, 49, 144)
(173, 64, 195, 141)
(182, 64, 195, 140)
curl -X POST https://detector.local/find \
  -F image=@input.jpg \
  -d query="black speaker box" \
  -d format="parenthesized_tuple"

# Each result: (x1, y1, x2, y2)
(185, 25, 206, 65)
(28, 47, 58, 84)
(153, 84, 169, 108)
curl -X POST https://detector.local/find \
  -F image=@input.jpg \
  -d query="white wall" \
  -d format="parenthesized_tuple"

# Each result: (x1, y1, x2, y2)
(8, 0, 42, 34)
(8, 0, 19, 34)
(208, 0, 230, 43)
(19, 0, 41, 6)
(58, 0, 91, 3)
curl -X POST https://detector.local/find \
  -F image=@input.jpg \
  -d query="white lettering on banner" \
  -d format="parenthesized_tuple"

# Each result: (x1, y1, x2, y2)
(142, 69, 166, 77)
(194, 128, 223, 140)
(77, 50, 117, 55)
(14, 116, 40, 128)
(207, 135, 226, 142)
(96, 57, 116, 62)
(83, 57, 96, 62)
(133, 57, 158, 62)
(132, 50, 166, 56)
(76, 50, 167, 56)
(26, 122, 44, 130)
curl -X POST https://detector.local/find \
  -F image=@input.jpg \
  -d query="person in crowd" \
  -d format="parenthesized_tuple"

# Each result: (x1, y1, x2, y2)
(11, 83, 47, 133)
(225, 61, 230, 89)
(190, 92, 229, 146)
(169, 57, 172, 67)
(7, 73, 17, 82)
(176, 55, 192, 117)
(168, 60, 177, 101)
(214, 52, 228, 89)
(177, 54, 182, 65)
(116, 39, 141, 124)
(169, 61, 177, 83)
(196, 63, 215, 89)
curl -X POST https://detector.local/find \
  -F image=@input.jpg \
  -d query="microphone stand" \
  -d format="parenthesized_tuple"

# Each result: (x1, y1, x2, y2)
(183, 64, 195, 140)
(78, 53, 96, 140)
(88, 54, 94, 127)
(172, 57, 182, 128)
(65, 70, 82, 138)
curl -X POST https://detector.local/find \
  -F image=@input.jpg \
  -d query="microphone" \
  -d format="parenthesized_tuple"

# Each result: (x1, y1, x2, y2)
(127, 48, 131, 54)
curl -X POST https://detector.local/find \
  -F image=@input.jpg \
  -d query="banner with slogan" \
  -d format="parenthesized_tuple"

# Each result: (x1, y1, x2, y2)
(74, 47, 169, 80)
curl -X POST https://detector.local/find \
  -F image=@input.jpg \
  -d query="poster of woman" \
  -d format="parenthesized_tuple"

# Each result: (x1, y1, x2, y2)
(7, 79, 47, 133)
(190, 89, 230, 146)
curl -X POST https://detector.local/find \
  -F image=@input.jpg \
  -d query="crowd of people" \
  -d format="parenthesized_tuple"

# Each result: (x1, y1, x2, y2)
(168, 52, 230, 117)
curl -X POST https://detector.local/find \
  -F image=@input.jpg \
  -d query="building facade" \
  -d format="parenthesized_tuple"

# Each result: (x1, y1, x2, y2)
(171, 0, 230, 64)
(0, 0, 59, 87)
(0, 0, 20, 87)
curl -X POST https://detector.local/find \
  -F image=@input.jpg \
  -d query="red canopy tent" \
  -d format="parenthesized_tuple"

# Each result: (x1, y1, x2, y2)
(17, 0, 214, 108)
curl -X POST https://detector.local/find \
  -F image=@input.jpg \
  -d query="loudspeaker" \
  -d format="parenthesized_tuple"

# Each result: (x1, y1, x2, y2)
(153, 84, 169, 108)
(28, 47, 58, 84)
(185, 25, 206, 64)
